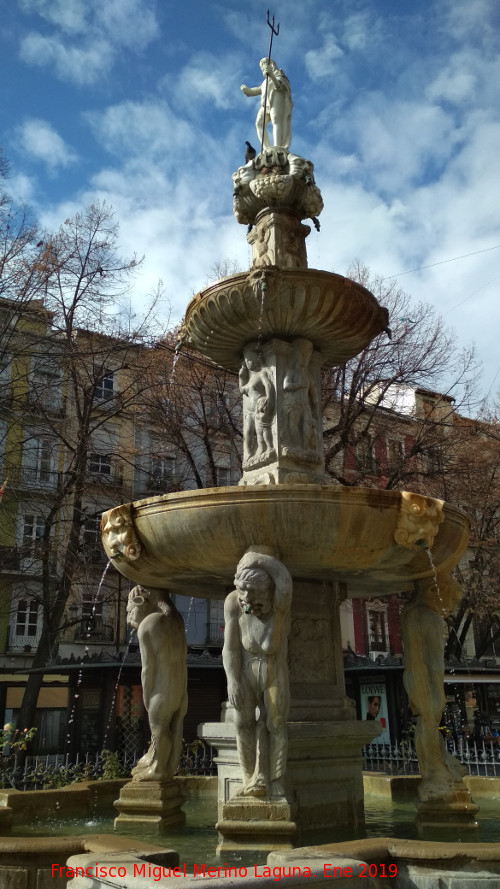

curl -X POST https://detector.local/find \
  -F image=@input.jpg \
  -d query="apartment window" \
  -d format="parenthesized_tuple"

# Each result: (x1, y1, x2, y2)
(216, 466, 231, 486)
(81, 514, 106, 561)
(151, 454, 176, 480)
(425, 447, 442, 474)
(356, 437, 378, 474)
(22, 514, 46, 559)
(0, 418, 6, 469)
(82, 515, 100, 544)
(0, 353, 11, 388)
(15, 599, 39, 638)
(30, 359, 62, 410)
(23, 436, 57, 486)
(368, 609, 388, 652)
(387, 439, 403, 466)
(94, 372, 114, 402)
(81, 591, 103, 621)
(89, 453, 112, 476)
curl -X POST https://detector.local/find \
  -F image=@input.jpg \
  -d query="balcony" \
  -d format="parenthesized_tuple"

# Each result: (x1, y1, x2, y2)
(74, 617, 114, 643)
(206, 621, 225, 646)
(0, 545, 21, 571)
(5, 626, 41, 653)
(19, 468, 60, 491)
(25, 394, 64, 419)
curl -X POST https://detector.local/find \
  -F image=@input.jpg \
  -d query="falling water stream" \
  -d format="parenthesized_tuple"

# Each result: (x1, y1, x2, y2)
(65, 559, 114, 753)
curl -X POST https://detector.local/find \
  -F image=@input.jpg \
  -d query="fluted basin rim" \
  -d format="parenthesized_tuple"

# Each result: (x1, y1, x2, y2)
(101, 485, 469, 598)
(181, 269, 389, 371)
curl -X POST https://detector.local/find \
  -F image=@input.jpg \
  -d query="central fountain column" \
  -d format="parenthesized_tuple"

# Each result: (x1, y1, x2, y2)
(192, 139, 385, 851)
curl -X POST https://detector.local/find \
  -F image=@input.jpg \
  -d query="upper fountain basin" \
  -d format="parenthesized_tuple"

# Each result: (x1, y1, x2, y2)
(180, 269, 389, 371)
(101, 485, 468, 599)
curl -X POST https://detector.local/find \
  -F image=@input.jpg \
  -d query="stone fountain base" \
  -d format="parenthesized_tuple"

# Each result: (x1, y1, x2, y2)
(416, 785, 479, 831)
(114, 779, 186, 834)
(200, 717, 380, 853)
(217, 796, 296, 852)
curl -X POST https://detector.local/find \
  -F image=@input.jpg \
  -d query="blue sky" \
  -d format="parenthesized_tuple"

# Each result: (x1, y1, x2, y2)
(1, 0, 500, 398)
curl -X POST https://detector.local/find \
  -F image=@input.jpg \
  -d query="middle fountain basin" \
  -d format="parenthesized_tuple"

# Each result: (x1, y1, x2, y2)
(102, 485, 469, 598)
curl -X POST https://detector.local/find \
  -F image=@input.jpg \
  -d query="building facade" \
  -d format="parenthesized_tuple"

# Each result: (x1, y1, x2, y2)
(1, 301, 499, 756)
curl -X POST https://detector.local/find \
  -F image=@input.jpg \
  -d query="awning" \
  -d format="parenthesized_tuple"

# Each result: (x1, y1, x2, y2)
(445, 675, 500, 684)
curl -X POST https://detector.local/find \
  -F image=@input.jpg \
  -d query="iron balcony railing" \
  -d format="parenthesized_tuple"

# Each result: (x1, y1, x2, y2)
(5, 626, 42, 653)
(74, 618, 114, 642)
(206, 621, 225, 645)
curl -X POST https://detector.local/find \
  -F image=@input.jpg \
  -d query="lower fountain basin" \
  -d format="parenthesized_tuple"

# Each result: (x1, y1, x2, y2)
(101, 485, 468, 598)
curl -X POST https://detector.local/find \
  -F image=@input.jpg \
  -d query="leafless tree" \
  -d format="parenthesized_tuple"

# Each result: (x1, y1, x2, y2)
(322, 261, 481, 492)
(0, 201, 166, 733)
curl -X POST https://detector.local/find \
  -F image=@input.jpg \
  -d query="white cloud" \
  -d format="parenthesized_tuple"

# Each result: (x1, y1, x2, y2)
(343, 13, 371, 51)
(95, 0, 158, 51)
(18, 0, 159, 85)
(174, 52, 243, 113)
(4, 171, 38, 206)
(304, 34, 343, 80)
(19, 0, 88, 34)
(332, 95, 457, 194)
(85, 100, 198, 160)
(20, 32, 114, 85)
(442, 0, 498, 43)
(16, 118, 78, 173)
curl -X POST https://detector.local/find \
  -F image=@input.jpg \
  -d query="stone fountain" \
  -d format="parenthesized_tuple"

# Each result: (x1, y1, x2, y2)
(101, 55, 476, 855)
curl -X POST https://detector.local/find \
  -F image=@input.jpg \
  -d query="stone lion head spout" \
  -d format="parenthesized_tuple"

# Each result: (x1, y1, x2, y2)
(101, 504, 141, 563)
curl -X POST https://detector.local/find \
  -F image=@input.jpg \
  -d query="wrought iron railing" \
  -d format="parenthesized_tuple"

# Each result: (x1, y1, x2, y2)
(363, 738, 500, 777)
(5, 627, 42, 652)
(206, 621, 225, 645)
(0, 742, 216, 790)
(74, 618, 114, 642)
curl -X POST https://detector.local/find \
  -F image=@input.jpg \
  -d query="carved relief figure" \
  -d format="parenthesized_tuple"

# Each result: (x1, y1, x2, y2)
(401, 574, 466, 799)
(282, 339, 318, 452)
(239, 345, 275, 459)
(127, 586, 187, 782)
(241, 58, 292, 150)
(288, 617, 332, 683)
(223, 548, 292, 799)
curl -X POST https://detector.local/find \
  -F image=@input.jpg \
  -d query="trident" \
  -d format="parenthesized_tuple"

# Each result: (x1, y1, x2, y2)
(260, 10, 280, 152)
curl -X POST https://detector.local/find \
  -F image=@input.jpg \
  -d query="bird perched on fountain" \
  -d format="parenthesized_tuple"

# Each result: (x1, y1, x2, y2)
(245, 141, 256, 163)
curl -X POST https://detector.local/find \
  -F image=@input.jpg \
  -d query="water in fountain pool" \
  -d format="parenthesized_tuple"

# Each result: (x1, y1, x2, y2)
(12, 793, 500, 871)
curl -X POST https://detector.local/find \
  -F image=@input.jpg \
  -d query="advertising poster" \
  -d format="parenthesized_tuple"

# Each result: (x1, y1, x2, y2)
(360, 682, 391, 744)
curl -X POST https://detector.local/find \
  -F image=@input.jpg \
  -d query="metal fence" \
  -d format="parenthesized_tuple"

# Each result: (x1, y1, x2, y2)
(0, 741, 216, 791)
(363, 739, 500, 777)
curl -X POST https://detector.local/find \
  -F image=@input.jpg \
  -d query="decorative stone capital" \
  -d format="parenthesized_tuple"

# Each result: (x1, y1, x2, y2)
(248, 209, 310, 270)
(232, 150, 323, 227)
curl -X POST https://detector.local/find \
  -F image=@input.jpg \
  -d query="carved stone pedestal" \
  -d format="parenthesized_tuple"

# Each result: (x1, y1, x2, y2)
(113, 780, 185, 834)
(200, 717, 380, 853)
(416, 784, 479, 831)
(248, 209, 310, 270)
(216, 796, 296, 853)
